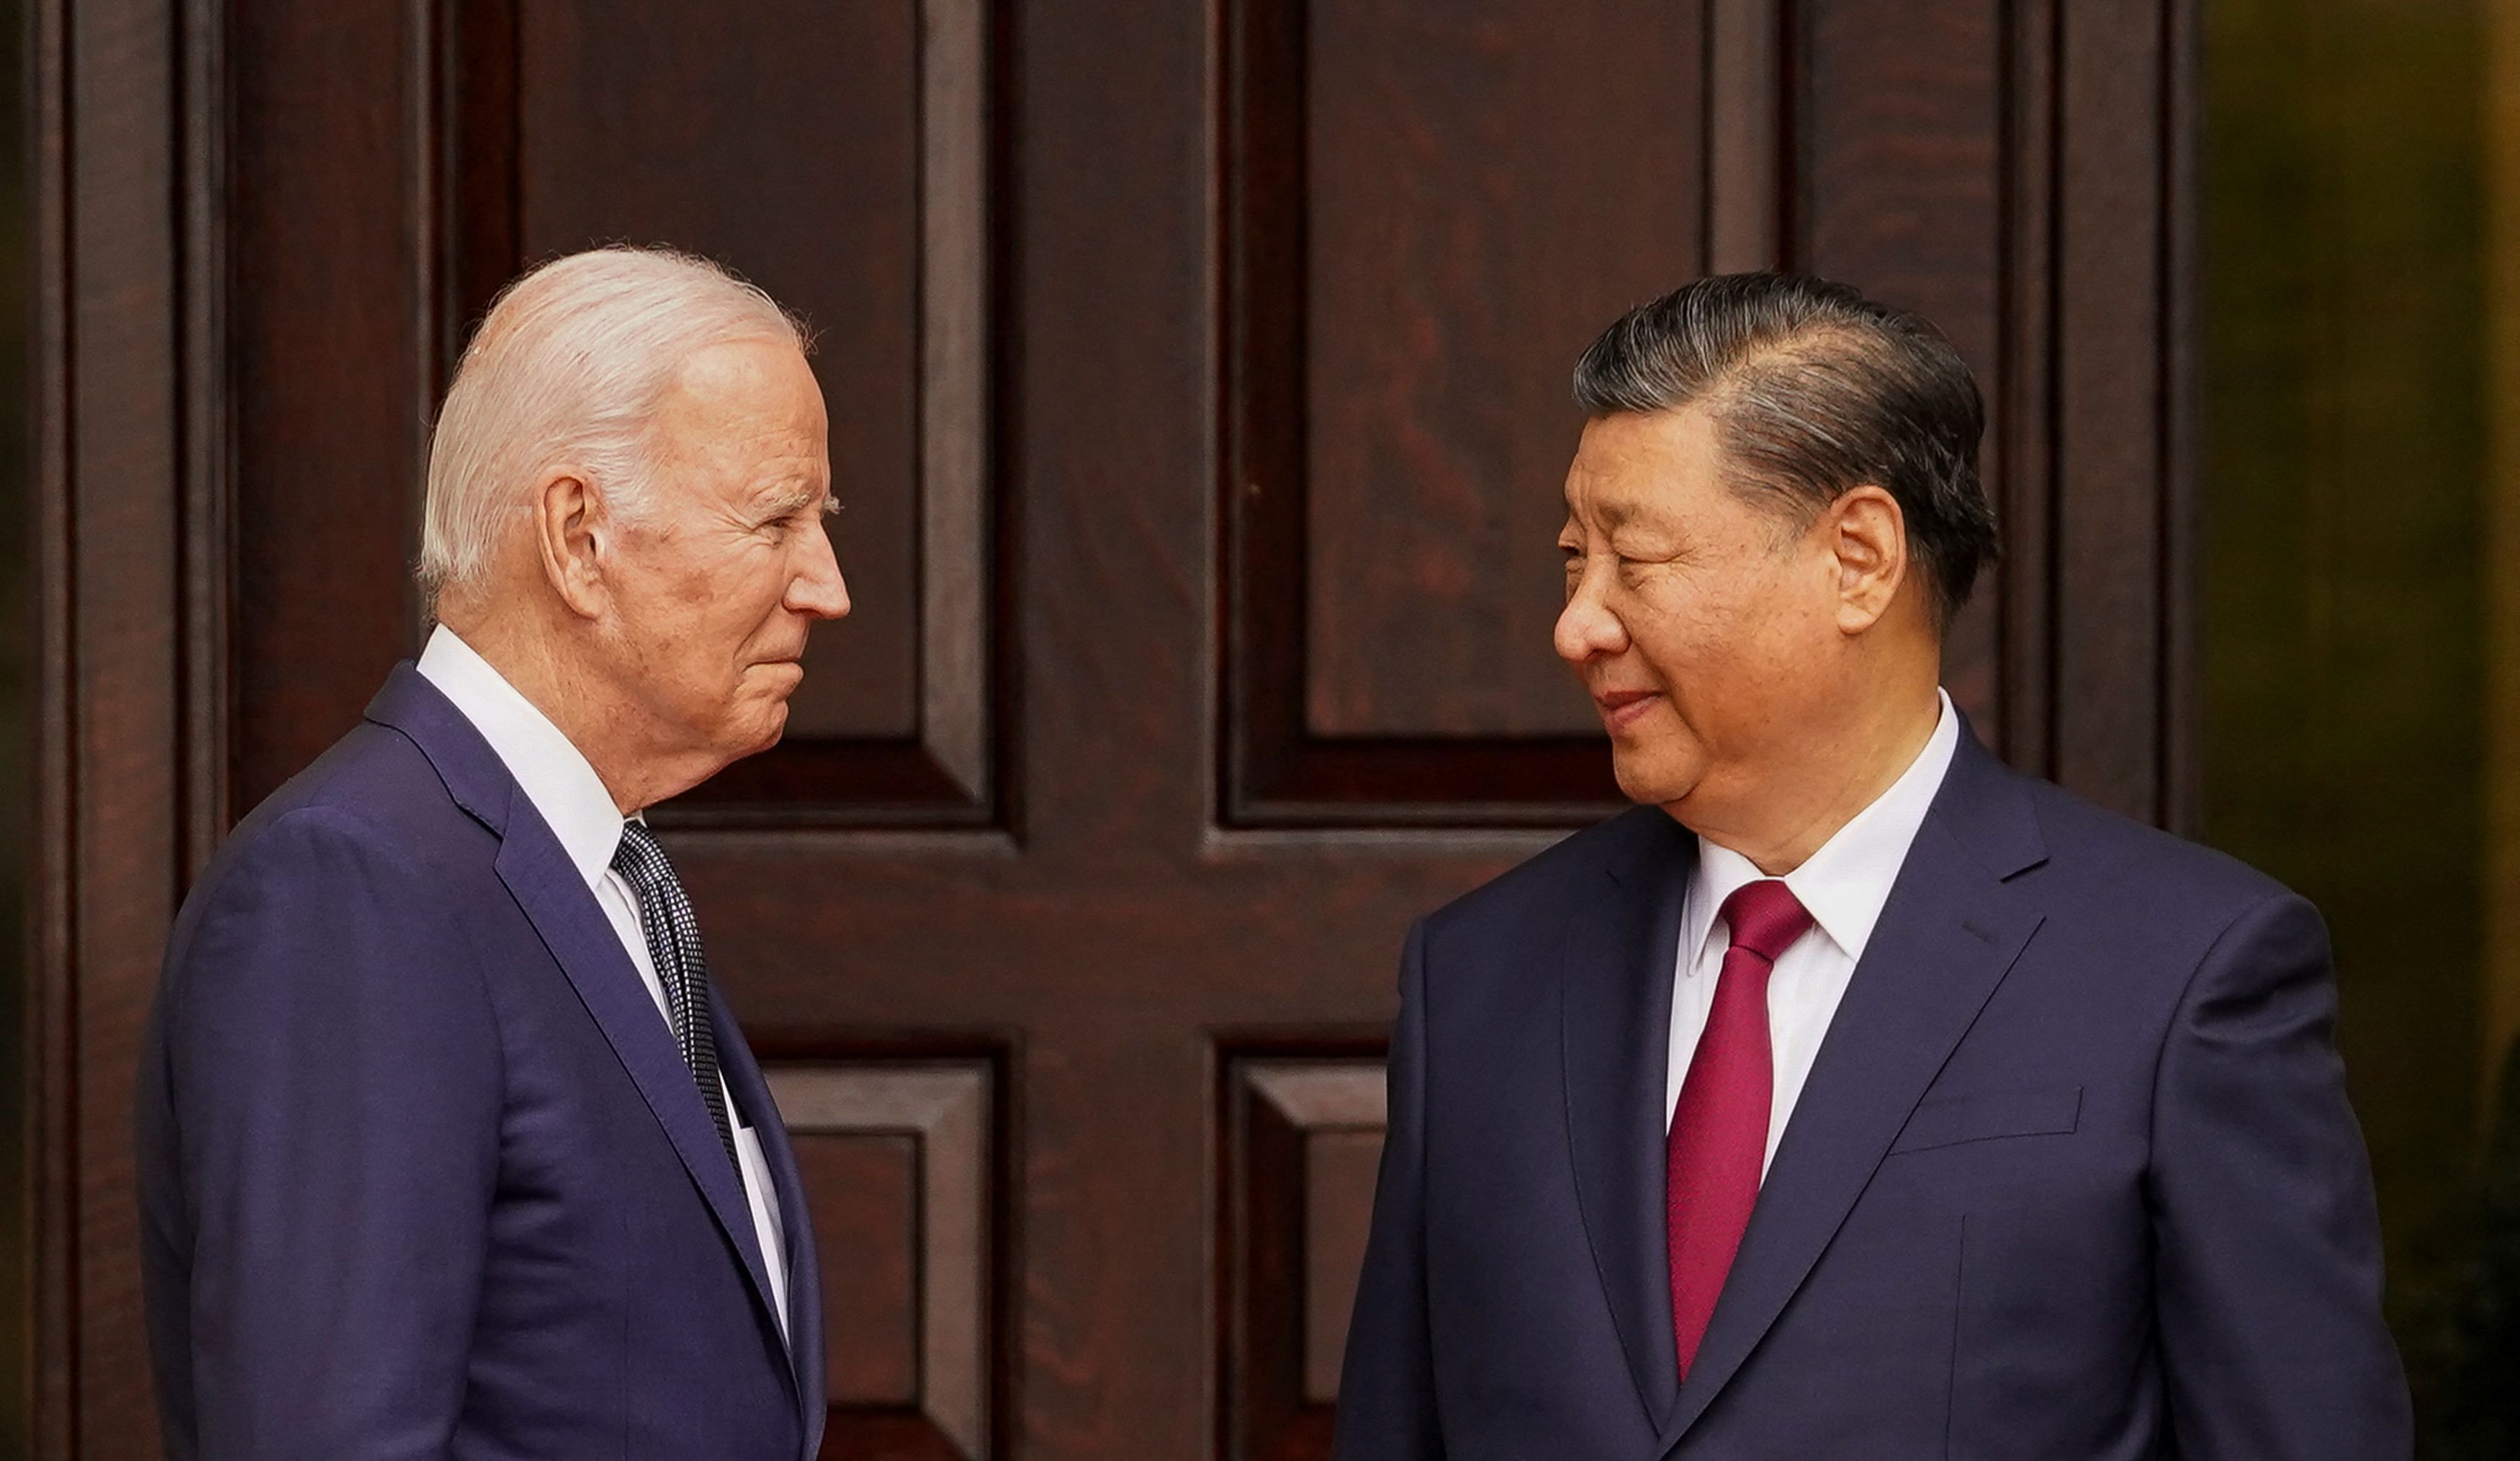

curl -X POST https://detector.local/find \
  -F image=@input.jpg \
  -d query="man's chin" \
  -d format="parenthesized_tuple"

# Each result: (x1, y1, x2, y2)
(724, 698, 790, 762)
(1608, 744, 1698, 809)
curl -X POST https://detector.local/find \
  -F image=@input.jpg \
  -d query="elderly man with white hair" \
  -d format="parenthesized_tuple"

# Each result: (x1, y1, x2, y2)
(135, 246, 848, 1460)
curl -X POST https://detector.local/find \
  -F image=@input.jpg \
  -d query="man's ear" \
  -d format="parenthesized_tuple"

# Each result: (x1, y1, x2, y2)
(1827, 484, 1909, 634)
(533, 468, 612, 620)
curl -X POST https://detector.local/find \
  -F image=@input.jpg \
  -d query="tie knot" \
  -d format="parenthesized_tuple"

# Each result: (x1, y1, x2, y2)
(1719, 878, 1812, 964)
(612, 818, 670, 882)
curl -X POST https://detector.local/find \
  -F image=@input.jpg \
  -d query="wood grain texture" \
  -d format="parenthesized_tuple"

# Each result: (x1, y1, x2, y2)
(1219, 0, 1701, 824)
(1300, 1132, 1381, 1404)
(1220, 1056, 1388, 1460)
(1997, 0, 2060, 784)
(225, 0, 428, 814)
(1298, 0, 1702, 741)
(1707, 0, 1786, 273)
(795, 1133, 920, 1406)
(770, 1062, 996, 1460)
(918, 0, 995, 801)
(2050, 0, 2176, 824)
(30, 0, 68, 1442)
(1795, 0, 2007, 739)
(51, 0, 189, 1452)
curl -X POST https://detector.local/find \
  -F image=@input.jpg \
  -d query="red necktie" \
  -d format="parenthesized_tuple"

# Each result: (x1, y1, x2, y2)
(1666, 878, 1812, 1379)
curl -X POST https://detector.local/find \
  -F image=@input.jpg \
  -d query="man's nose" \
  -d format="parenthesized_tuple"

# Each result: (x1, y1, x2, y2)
(1554, 565, 1627, 663)
(788, 521, 852, 621)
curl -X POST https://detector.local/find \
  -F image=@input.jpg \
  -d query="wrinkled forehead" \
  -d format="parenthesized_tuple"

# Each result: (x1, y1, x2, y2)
(659, 336, 822, 422)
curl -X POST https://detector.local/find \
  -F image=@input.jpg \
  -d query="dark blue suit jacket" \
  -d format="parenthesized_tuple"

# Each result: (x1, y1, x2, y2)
(1335, 728, 2409, 1459)
(137, 665, 826, 1460)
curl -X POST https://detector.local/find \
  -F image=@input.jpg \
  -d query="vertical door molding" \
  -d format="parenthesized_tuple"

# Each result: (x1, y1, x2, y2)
(1995, 0, 2200, 828)
(35, 0, 230, 1451)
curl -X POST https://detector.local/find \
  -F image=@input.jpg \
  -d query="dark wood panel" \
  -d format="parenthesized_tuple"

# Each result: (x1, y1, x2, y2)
(796, 1133, 920, 1406)
(2050, 0, 2179, 824)
(47, 0, 197, 1452)
(1706, 0, 1785, 273)
(770, 1062, 999, 1460)
(1298, 0, 1702, 740)
(516, 0, 922, 740)
(812, 1413, 966, 1461)
(28, 0, 66, 1439)
(1300, 1131, 1381, 1405)
(451, 0, 1006, 826)
(1995, 0, 2059, 785)
(1220, 1056, 1387, 1461)
(225, 0, 429, 814)
(1795, 1, 2005, 373)
(1794, 0, 2007, 736)
(1220, 0, 1737, 824)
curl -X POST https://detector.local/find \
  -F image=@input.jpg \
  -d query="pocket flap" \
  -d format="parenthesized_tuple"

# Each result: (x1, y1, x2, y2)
(1888, 1086, 2082, 1155)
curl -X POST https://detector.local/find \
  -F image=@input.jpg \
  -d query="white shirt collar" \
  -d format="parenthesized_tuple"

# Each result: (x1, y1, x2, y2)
(416, 624, 626, 894)
(1681, 689, 1962, 973)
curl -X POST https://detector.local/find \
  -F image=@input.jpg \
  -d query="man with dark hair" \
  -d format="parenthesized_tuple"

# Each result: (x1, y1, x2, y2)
(1333, 272, 2409, 1459)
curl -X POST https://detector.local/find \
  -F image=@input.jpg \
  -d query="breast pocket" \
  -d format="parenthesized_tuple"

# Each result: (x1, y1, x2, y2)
(1887, 1087, 2082, 1156)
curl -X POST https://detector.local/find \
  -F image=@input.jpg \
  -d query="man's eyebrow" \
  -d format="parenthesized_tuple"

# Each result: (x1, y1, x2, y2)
(1563, 496, 1634, 530)
(752, 476, 833, 516)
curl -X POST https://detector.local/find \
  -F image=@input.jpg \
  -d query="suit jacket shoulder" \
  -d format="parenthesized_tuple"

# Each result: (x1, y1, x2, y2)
(218, 715, 498, 878)
(2012, 770, 2285, 908)
(2000, 768, 2311, 1012)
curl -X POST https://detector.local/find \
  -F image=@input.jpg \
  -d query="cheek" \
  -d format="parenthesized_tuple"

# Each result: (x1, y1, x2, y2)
(691, 557, 783, 636)
(1625, 563, 1814, 702)
(1623, 576, 1746, 678)
(644, 591, 756, 699)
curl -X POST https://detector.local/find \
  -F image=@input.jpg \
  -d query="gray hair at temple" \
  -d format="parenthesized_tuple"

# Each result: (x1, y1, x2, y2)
(418, 245, 808, 615)
(1571, 272, 1999, 631)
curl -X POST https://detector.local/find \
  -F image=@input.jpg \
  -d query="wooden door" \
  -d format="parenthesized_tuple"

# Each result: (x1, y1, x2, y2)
(32, 1, 2195, 1455)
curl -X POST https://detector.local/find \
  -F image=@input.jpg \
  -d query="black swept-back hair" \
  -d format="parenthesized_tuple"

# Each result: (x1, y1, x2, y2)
(1572, 272, 1998, 631)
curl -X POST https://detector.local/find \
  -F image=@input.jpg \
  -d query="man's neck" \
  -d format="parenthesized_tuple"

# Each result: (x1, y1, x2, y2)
(1675, 682, 1945, 877)
(438, 608, 664, 815)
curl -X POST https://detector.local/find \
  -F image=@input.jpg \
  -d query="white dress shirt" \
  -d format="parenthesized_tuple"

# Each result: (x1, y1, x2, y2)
(1665, 689, 1961, 1177)
(418, 626, 791, 1338)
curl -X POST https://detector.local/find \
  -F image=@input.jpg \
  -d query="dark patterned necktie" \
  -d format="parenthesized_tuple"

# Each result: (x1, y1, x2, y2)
(612, 819, 741, 1173)
(1667, 878, 1812, 1378)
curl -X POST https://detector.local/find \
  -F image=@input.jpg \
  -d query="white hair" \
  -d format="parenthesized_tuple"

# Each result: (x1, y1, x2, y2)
(419, 245, 807, 611)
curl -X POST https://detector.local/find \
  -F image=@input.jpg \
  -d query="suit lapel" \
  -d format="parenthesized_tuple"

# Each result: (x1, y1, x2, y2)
(1657, 734, 2047, 1452)
(492, 814, 793, 1370)
(1560, 809, 1696, 1427)
(714, 986, 828, 1452)
(364, 665, 794, 1380)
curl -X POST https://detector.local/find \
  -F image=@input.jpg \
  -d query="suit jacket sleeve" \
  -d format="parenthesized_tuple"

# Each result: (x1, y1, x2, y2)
(2148, 891, 2411, 1458)
(1332, 920, 1445, 1461)
(154, 806, 502, 1460)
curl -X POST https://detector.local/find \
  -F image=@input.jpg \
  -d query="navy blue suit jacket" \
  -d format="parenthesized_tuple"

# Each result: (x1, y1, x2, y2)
(1334, 727, 2409, 1459)
(137, 665, 826, 1460)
